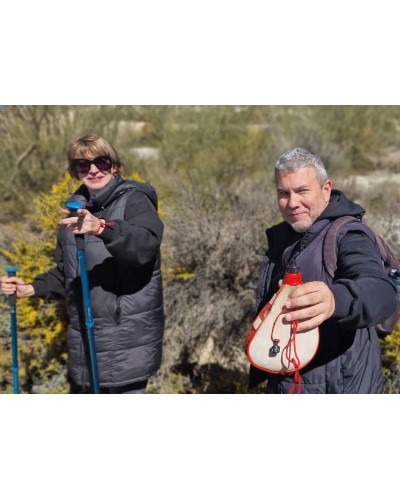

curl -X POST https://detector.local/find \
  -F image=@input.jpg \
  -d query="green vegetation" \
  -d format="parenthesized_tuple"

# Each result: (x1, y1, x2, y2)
(0, 105, 399, 393)
(0, 175, 77, 393)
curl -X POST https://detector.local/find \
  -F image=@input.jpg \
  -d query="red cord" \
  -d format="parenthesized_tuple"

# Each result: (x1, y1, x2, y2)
(93, 218, 105, 235)
(286, 320, 302, 394)
(270, 314, 302, 394)
(270, 311, 284, 344)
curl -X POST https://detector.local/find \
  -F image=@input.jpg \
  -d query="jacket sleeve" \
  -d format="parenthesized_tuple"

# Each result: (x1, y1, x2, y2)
(97, 190, 164, 267)
(329, 230, 397, 329)
(31, 231, 66, 299)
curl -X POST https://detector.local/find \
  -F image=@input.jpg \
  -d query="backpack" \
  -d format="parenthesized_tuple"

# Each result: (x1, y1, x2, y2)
(323, 215, 400, 337)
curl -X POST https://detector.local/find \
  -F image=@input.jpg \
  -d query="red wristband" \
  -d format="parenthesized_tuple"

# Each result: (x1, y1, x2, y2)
(93, 218, 105, 235)
(94, 218, 115, 235)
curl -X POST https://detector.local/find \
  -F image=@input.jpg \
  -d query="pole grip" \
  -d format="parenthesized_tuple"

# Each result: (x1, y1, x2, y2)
(65, 201, 86, 249)
(65, 201, 84, 215)
(6, 267, 18, 306)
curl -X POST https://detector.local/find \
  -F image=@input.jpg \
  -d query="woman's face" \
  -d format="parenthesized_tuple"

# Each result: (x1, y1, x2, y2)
(72, 152, 117, 195)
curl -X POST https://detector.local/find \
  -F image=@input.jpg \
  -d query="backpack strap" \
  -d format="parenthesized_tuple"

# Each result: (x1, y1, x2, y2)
(323, 216, 361, 278)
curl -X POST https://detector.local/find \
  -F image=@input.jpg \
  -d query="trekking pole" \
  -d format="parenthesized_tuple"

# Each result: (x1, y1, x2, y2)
(65, 201, 100, 394)
(6, 267, 19, 394)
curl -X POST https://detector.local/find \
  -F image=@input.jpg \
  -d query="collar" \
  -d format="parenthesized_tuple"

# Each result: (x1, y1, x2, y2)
(85, 176, 125, 211)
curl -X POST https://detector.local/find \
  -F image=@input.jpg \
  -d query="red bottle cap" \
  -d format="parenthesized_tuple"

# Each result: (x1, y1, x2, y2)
(283, 261, 303, 285)
(284, 271, 303, 285)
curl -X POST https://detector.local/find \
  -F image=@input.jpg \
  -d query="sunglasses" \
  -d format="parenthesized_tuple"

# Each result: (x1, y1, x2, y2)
(71, 155, 113, 174)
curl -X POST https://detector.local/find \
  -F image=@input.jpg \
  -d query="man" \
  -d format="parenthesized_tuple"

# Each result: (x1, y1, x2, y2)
(250, 147, 397, 394)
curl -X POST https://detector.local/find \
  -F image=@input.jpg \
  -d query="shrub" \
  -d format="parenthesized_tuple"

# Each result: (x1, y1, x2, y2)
(0, 174, 79, 393)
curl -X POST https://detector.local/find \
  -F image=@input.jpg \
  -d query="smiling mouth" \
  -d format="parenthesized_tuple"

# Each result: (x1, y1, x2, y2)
(288, 212, 306, 218)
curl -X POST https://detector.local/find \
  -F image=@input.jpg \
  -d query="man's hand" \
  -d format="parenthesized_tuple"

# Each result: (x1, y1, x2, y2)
(284, 281, 335, 332)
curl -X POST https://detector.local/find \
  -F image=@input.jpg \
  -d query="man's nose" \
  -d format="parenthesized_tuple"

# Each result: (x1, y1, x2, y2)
(287, 192, 300, 207)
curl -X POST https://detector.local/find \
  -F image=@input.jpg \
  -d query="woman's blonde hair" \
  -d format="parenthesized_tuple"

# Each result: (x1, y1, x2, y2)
(67, 134, 122, 179)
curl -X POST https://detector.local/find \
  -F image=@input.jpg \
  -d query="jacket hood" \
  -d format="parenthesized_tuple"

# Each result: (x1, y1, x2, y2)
(319, 189, 365, 221)
(265, 189, 365, 261)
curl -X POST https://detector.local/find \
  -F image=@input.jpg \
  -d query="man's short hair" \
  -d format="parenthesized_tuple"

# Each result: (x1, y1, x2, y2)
(275, 147, 328, 186)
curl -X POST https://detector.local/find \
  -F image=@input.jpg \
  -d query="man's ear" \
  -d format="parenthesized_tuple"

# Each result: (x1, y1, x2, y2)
(323, 179, 332, 202)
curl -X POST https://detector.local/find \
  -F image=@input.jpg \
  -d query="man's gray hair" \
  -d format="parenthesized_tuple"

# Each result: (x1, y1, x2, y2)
(275, 147, 328, 186)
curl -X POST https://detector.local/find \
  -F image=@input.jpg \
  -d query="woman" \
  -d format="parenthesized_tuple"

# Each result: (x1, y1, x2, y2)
(1, 134, 165, 393)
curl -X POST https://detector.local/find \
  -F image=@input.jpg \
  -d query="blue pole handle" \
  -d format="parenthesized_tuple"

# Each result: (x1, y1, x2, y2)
(65, 201, 84, 213)
(6, 267, 19, 394)
(77, 249, 100, 394)
(65, 202, 100, 393)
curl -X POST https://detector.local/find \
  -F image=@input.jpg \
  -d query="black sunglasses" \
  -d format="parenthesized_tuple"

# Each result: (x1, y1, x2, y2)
(71, 155, 113, 174)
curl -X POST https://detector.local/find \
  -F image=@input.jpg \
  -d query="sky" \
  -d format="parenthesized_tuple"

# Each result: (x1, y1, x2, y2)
(2, 1, 399, 105)
(1, 1, 399, 498)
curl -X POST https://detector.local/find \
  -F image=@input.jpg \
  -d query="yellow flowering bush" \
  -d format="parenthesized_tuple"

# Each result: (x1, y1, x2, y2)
(381, 322, 400, 392)
(0, 175, 79, 393)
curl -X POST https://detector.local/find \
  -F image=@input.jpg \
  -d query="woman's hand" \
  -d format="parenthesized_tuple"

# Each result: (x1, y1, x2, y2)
(59, 208, 102, 235)
(0, 276, 35, 298)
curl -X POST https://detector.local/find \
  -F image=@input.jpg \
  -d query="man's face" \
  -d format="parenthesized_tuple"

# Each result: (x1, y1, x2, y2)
(276, 166, 332, 233)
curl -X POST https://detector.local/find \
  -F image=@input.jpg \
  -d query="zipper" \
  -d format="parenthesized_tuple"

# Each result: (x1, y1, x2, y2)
(282, 232, 309, 270)
(115, 297, 121, 326)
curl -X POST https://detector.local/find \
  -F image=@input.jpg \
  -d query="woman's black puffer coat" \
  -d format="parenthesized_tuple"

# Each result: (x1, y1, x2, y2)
(32, 176, 164, 388)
